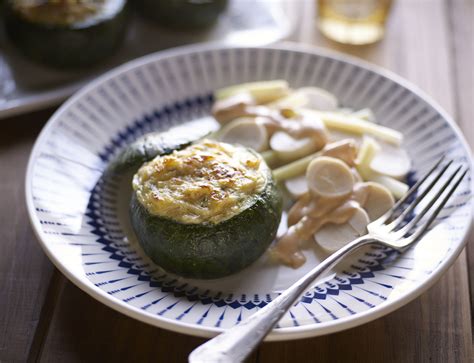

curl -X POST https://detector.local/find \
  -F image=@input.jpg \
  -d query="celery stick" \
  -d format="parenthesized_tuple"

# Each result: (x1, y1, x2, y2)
(267, 90, 308, 109)
(356, 136, 380, 180)
(352, 108, 375, 122)
(215, 80, 289, 104)
(304, 109, 403, 145)
(273, 151, 319, 182)
(261, 150, 279, 167)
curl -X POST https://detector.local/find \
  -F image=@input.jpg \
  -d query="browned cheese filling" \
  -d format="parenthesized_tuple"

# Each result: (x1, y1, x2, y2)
(12, 0, 121, 26)
(133, 140, 268, 225)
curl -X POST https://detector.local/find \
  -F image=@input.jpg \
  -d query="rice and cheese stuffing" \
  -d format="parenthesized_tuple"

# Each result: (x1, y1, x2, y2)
(132, 140, 267, 224)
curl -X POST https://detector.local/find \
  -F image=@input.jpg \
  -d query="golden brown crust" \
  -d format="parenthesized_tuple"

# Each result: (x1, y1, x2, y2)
(133, 140, 267, 224)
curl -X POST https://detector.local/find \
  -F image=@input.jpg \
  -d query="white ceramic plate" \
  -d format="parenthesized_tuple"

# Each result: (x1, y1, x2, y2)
(26, 43, 473, 340)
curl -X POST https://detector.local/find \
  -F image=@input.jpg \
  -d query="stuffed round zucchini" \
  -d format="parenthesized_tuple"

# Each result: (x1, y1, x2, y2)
(4, 0, 129, 68)
(130, 140, 282, 279)
(134, 0, 227, 29)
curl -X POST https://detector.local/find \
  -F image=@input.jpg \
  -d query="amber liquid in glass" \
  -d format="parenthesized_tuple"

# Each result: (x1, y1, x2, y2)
(318, 0, 393, 45)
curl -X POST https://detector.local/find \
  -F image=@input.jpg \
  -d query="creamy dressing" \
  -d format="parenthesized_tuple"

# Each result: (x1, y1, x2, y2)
(323, 143, 358, 167)
(271, 181, 371, 268)
(212, 94, 329, 153)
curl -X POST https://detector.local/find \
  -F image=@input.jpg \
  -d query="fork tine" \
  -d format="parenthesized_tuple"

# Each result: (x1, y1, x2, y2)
(394, 165, 462, 236)
(375, 157, 447, 227)
(393, 156, 445, 209)
(384, 159, 453, 231)
(405, 168, 468, 242)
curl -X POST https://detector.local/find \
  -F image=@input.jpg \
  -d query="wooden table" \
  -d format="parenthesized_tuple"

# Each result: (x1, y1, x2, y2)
(1, 0, 473, 361)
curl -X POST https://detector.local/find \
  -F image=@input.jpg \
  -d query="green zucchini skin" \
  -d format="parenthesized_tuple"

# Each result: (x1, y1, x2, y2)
(130, 168, 282, 279)
(106, 131, 194, 176)
(134, 0, 228, 29)
(4, 0, 129, 68)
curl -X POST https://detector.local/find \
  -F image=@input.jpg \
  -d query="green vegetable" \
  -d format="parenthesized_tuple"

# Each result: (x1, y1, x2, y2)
(106, 129, 201, 176)
(355, 136, 380, 180)
(130, 166, 282, 279)
(272, 140, 358, 182)
(303, 109, 403, 145)
(4, 0, 129, 68)
(216, 80, 289, 103)
(134, 0, 228, 29)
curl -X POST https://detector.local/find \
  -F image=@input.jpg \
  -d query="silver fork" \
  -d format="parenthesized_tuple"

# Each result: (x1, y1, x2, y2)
(189, 158, 468, 363)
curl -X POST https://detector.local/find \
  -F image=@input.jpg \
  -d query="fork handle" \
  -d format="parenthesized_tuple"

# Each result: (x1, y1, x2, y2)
(188, 236, 375, 363)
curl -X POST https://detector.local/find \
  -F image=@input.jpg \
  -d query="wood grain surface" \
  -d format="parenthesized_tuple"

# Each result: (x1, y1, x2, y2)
(448, 0, 474, 321)
(0, 0, 472, 362)
(0, 109, 57, 363)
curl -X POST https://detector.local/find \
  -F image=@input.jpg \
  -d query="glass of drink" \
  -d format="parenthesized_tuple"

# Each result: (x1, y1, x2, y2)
(317, 0, 393, 45)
